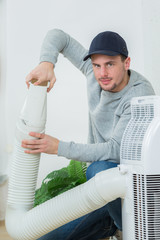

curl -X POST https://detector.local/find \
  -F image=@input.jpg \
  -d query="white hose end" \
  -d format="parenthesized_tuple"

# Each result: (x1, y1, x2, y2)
(95, 167, 126, 202)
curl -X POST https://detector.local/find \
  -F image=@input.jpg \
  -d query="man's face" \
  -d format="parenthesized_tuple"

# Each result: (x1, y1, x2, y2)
(91, 54, 131, 92)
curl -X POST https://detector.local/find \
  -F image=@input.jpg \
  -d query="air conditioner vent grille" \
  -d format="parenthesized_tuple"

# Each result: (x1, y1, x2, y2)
(121, 104, 154, 161)
(133, 174, 160, 239)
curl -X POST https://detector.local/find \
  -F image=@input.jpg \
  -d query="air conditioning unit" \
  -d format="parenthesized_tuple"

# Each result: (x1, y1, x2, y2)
(120, 95, 160, 240)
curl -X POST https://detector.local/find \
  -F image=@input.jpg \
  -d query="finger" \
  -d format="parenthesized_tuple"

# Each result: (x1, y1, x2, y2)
(25, 74, 35, 88)
(25, 77, 30, 88)
(26, 72, 35, 83)
(21, 139, 41, 148)
(33, 79, 41, 86)
(47, 84, 52, 92)
(29, 132, 45, 139)
(25, 74, 30, 83)
(25, 80, 30, 89)
(24, 149, 42, 154)
(47, 78, 56, 92)
(26, 70, 41, 86)
(22, 143, 41, 149)
(22, 136, 44, 145)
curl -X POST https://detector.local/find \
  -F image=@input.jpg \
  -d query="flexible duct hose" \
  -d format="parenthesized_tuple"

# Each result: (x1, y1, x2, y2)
(5, 84, 126, 240)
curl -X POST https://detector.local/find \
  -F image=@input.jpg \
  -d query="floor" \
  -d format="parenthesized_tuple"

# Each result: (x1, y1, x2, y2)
(0, 221, 12, 240)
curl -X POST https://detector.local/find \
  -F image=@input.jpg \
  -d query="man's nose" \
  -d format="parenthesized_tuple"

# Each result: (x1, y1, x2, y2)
(100, 66, 108, 77)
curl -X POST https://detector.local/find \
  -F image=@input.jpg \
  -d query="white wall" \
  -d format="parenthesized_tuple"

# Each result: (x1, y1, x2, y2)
(1, 0, 160, 187)
(0, 0, 8, 176)
(142, 0, 160, 94)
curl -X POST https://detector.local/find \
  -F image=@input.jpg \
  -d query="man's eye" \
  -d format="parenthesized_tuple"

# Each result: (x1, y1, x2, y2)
(94, 64, 100, 68)
(107, 63, 113, 67)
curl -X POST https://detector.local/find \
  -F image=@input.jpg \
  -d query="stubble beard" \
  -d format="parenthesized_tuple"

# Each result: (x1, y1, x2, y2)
(100, 82, 117, 92)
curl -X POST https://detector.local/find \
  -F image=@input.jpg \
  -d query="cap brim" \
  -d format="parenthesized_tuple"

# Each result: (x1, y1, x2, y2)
(83, 50, 122, 61)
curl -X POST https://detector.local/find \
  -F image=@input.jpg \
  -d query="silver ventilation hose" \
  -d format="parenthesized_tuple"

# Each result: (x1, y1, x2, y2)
(5, 84, 126, 240)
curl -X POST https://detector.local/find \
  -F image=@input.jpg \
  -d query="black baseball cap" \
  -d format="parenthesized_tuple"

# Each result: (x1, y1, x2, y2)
(83, 31, 128, 61)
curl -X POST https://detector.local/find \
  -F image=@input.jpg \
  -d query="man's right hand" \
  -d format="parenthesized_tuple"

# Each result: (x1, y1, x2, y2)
(26, 62, 56, 92)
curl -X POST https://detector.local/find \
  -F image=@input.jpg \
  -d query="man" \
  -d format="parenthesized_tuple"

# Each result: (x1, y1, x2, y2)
(22, 29, 155, 239)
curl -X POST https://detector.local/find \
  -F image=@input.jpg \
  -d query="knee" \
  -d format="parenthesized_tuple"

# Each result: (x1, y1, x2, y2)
(86, 162, 99, 180)
(86, 161, 118, 180)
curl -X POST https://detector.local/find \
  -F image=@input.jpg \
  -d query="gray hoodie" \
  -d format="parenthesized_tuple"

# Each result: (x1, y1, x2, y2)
(40, 29, 155, 163)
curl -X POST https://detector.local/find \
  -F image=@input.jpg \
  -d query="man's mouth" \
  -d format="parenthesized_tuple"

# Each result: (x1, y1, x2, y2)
(100, 78, 112, 85)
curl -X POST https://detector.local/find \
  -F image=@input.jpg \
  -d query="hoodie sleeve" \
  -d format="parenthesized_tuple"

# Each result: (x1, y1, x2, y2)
(40, 28, 91, 75)
(58, 102, 131, 163)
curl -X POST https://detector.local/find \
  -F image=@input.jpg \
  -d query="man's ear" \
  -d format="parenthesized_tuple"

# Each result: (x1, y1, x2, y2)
(124, 57, 131, 70)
